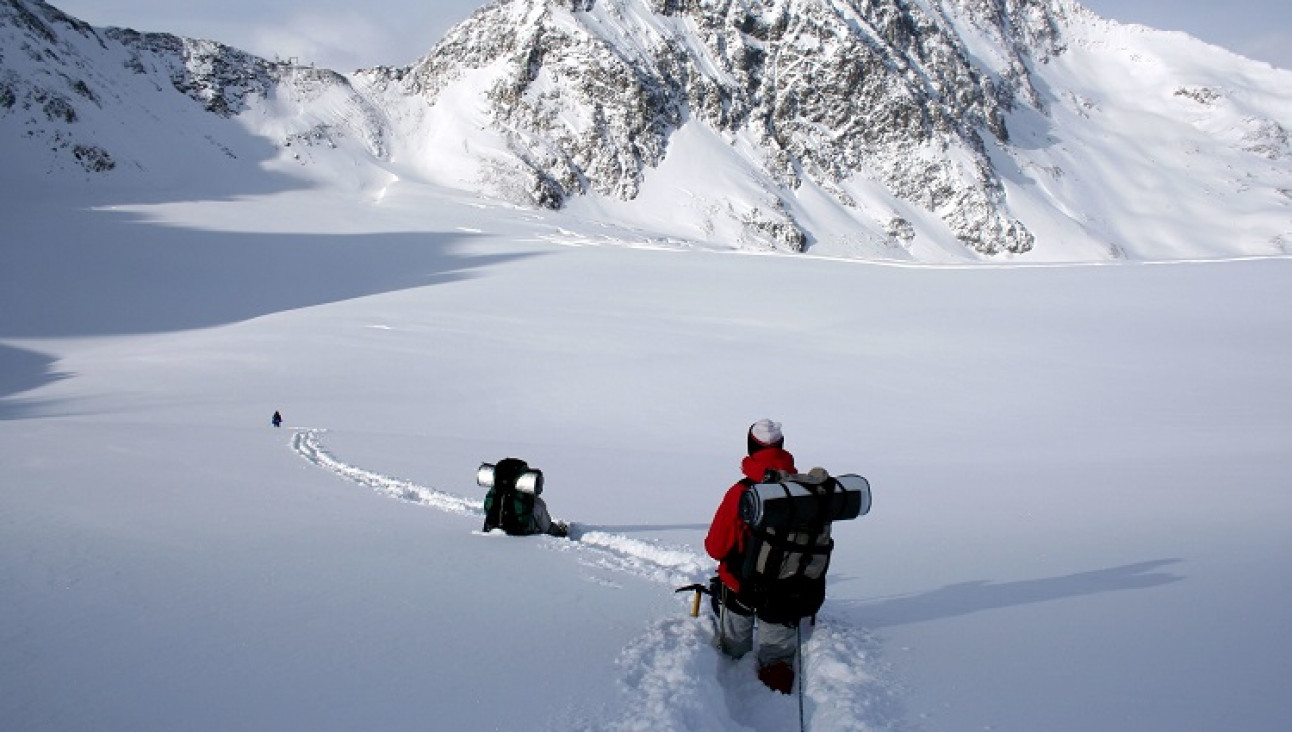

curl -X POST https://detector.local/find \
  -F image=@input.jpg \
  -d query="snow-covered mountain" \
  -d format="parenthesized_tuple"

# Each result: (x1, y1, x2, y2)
(6, 4, 1292, 731)
(0, 0, 388, 189)
(3, 0, 1290, 261)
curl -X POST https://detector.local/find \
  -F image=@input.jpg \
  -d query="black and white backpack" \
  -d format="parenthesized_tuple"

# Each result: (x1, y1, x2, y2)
(734, 468, 871, 623)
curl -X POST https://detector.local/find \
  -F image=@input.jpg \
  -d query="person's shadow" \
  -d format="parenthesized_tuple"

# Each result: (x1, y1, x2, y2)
(834, 559, 1184, 628)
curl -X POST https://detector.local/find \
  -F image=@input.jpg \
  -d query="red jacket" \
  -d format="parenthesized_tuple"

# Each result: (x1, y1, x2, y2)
(705, 447, 797, 593)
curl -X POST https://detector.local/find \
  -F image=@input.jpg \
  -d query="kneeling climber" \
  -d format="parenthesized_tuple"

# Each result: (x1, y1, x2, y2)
(478, 457, 568, 538)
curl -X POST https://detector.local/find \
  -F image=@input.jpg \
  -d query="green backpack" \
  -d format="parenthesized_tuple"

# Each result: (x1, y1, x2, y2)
(480, 457, 544, 535)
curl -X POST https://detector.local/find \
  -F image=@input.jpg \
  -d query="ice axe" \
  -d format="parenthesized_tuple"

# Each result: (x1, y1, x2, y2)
(674, 582, 712, 617)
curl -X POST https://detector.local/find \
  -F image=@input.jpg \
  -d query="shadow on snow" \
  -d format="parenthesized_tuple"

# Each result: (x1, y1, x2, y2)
(841, 559, 1184, 628)
(0, 206, 545, 418)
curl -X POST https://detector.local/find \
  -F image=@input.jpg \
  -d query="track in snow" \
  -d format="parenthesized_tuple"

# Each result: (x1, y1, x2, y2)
(291, 429, 709, 587)
(291, 428, 901, 730)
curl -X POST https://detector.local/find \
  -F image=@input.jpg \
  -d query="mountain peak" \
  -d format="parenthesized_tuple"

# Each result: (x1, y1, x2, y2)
(3, 0, 1290, 262)
(385, 0, 1090, 253)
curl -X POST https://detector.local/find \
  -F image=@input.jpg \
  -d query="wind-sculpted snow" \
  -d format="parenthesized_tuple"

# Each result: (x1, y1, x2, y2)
(291, 427, 903, 730)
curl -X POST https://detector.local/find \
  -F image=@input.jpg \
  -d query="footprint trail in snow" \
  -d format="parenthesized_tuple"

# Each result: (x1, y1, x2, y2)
(292, 429, 709, 585)
(292, 429, 902, 731)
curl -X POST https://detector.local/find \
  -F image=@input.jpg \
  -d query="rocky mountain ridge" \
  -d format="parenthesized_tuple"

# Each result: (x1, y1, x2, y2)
(1, 0, 388, 182)
(372, 0, 1066, 253)
(3, 0, 1290, 261)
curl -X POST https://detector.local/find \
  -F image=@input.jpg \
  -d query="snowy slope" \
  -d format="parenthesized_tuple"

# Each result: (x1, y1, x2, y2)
(3, 178, 1292, 730)
(988, 10, 1292, 261)
(3, 1, 1292, 730)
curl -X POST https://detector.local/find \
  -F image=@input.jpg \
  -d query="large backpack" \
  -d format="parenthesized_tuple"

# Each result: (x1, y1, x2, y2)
(733, 469, 871, 623)
(480, 458, 544, 535)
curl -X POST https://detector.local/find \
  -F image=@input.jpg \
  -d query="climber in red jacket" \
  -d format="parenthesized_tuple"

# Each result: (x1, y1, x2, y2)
(704, 418, 800, 694)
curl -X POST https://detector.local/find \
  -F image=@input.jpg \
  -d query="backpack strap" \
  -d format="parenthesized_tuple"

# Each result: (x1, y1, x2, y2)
(738, 477, 840, 588)
(792, 477, 839, 579)
(482, 485, 505, 532)
(722, 478, 757, 569)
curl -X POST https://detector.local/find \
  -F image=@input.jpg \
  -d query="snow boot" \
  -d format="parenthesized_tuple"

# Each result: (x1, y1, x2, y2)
(547, 521, 569, 538)
(757, 661, 794, 694)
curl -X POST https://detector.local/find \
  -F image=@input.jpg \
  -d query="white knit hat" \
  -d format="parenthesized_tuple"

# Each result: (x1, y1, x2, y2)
(748, 419, 784, 450)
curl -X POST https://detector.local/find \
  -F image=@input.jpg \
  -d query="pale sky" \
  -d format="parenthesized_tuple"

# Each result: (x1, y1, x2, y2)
(55, 1, 1292, 72)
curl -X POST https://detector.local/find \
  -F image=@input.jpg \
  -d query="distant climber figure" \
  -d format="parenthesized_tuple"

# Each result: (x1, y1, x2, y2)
(272, 410, 282, 428)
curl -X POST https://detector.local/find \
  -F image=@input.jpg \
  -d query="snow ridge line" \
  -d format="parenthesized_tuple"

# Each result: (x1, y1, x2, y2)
(290, 429, 709, 587)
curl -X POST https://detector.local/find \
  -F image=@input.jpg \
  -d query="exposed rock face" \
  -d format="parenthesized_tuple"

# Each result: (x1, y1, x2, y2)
(4, 0, 1287, 259)
(106, 28, 276, 118)
(374, 0, 1061, 253)
(0, 0, 385, 176)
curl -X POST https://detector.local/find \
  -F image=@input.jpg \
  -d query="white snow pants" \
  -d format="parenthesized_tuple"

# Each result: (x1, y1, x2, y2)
(718, 605, 798, 667)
